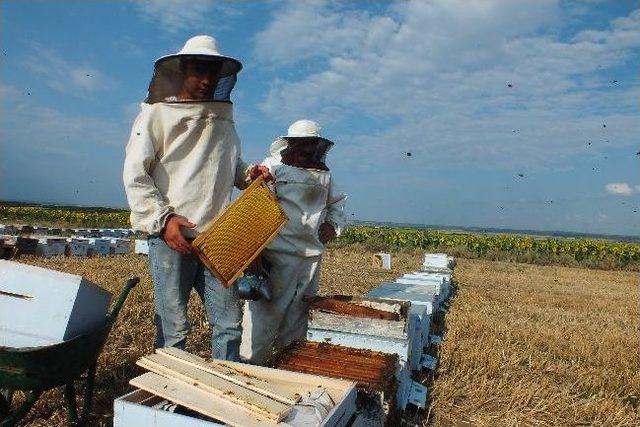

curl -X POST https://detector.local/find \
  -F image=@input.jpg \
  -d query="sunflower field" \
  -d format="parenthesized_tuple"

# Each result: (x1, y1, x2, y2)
(339, 226, 640, 270)
(0, 205, 129, 228)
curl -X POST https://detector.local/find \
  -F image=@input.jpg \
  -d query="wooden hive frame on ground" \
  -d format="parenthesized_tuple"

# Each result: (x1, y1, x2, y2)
(192, 176, 288, 287)
(120, 347, 357, 427)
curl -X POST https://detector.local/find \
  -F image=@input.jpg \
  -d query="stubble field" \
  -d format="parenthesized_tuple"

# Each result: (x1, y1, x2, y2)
(6, 247, 639, 426)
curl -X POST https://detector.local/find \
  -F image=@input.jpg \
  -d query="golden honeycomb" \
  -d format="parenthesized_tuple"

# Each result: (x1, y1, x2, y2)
(192, 177, 287, 287)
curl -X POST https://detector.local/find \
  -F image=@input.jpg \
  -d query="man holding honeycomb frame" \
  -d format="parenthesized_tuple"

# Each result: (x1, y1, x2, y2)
(123, 35, 269, 361)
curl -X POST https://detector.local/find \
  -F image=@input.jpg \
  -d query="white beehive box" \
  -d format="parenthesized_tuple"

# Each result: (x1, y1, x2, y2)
(0, 260, 112, 347)
(305, 297, 428, 410)
(372, 253, 392, 269)
(115, 362, 357, 427)
(73, 228, 91, 237)
(403, 271, 451, 282)
(100, 229, 115, 238)
(89, 238, 111, 256)
(67, 238, 90, 256)
(1, 225, 18, 235)
(422, 253, 450, 269)
(368, 282, 439, 311)
(113, 229, 132, 238)
(366, 283, 436, 355)
(134, 239, 149, 255)
(111, 238, 131, 255)
(35, 237, 67, 257)
(396, 274, 450, 301)
(30, 226, 46, 235)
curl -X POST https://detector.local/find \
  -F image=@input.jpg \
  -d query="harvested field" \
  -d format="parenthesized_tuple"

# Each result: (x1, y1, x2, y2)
(5, 248, 638, 426)
(429, 258, 640, 426)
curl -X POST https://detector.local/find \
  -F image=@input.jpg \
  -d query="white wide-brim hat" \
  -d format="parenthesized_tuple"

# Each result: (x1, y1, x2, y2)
(283, 120, 333, 142)
(270, 119, 335, 156)
(154, 35, 242, 78)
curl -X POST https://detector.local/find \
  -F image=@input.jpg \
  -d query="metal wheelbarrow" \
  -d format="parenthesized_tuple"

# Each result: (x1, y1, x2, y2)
(0, 277, 139, 426)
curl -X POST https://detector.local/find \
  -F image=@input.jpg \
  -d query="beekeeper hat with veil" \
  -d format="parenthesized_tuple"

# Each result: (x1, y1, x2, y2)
(269, 120, 335, 170)
(145, 35, 242, 103)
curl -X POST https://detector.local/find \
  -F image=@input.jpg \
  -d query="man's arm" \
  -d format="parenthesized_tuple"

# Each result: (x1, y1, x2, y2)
(122, 108, 175, 236)
(234, 157, 272, 190)
(319, 177, 347, 243)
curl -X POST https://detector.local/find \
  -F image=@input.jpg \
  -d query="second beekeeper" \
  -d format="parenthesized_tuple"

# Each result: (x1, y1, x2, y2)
(240, 120, 347, 364)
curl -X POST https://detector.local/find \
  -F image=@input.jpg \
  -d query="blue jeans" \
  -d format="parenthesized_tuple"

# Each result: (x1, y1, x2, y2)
(148, 237, 242, 361)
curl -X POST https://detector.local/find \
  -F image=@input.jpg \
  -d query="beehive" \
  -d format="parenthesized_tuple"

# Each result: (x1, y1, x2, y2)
(134, 239, 149, 255)
(68, 238, 90, 256)
(89, 238, 112, 256)
(192, 177, 287, 287)
(0, 260, 112, 347)
(306, 296, 418, 369)
(35, 237, 67, 257)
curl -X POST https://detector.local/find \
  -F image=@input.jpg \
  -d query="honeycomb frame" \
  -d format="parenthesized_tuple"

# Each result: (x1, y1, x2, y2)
(192, 176, 288, 287)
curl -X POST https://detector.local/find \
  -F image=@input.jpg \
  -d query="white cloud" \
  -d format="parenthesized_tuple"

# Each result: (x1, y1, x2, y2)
(255, 1, 640, 168)
(605, 183, 636, 196)
(22, 43, 112, 95)
(133, 0, 237, 34)
(253, 0, 399, 66)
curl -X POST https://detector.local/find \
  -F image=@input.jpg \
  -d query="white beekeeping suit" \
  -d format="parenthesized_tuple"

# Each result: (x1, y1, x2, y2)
(241, 120, 346, 364)
(122, 35, 253, 361)
(123, 36, 250, 238)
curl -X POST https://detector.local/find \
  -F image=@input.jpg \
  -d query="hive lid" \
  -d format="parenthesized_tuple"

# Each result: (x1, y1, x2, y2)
(192, 177, 288, 287)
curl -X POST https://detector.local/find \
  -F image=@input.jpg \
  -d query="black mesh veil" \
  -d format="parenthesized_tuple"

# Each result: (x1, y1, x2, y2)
(280, 137, 334, 170)
(145, 55, 240, 104)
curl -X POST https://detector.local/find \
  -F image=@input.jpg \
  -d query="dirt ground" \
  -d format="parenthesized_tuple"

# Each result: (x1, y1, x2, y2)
(5, 247, 639, 426)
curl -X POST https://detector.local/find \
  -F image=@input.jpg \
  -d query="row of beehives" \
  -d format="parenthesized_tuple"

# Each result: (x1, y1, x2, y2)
(0, 223, 133, 238)
(0, 234, 132, 258)
(0, 224, 135, 258)
(113, 253, 455, 427)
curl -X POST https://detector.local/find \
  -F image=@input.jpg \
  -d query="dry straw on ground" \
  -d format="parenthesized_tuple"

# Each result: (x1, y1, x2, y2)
(429, 258, 639, 426)
(7, 247, 639, 426)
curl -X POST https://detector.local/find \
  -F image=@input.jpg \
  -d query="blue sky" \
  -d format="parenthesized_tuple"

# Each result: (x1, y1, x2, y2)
(1, 0, 638, 236)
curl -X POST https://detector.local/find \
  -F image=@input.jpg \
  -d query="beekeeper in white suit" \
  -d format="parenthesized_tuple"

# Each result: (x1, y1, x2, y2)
(123, 35, 269, 360)
(240, 120, 346, 364)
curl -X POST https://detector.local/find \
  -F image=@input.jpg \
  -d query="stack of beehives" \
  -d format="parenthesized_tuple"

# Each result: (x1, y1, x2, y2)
(272, 253, 455, 425)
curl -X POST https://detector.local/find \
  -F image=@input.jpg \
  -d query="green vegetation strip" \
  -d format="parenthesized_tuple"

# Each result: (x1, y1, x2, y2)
(0, 205, 130, 228)
(2, 205, 638, 270)
(338, 226, 640, 270)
